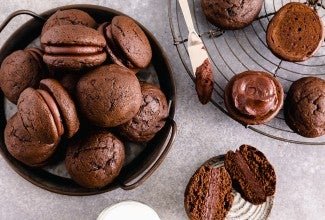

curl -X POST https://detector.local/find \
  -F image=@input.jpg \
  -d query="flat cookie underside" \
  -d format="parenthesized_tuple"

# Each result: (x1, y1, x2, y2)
(267, 3, 324, 62)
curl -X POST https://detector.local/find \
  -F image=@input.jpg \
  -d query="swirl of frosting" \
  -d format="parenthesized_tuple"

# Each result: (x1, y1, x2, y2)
(232, 73, 278, 117)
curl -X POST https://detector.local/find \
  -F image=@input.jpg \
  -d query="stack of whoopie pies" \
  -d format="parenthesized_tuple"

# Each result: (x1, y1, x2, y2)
(199, 0, 325, 137)
(0, 9, 169, 188)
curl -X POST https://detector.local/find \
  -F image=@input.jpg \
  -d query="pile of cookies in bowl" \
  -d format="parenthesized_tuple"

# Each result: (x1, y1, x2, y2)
(0, 8, 173, 191)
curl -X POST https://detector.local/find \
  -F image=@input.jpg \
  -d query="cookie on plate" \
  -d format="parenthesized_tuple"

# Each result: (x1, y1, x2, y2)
(224, 145, 276, 205)
(184, 158, 233, 220)
(266, 2, 325, 62)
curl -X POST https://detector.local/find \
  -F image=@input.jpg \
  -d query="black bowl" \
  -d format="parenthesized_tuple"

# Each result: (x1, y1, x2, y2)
(0, 4, 176, 195)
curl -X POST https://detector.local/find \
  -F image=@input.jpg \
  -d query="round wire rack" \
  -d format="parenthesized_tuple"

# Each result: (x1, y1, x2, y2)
(168, 0, 325, 145)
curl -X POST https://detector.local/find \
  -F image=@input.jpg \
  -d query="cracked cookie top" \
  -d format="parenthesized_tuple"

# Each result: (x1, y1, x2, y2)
(285, 76, 325, 137)
(65, 129, 125, 188)
(201, 0, 264, 30)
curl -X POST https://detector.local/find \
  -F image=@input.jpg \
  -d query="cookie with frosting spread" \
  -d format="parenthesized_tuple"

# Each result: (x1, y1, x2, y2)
(224, 71, 284, 125)
(201, 0, 264, 30)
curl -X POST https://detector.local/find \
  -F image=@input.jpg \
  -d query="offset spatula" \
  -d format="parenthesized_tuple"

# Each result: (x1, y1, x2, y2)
(178, 0, 214, 104)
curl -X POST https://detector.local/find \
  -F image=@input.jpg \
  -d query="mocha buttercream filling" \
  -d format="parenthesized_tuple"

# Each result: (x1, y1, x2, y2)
(205, 168, 220, 220)
(37, 89, 64, 136)
(232, 74, 278, 117)
(234, 150, 266, 200)
(45, 46, 103, 55)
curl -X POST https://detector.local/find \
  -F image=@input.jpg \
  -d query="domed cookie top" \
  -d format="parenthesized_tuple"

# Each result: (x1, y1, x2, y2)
(41, 9, 97, 37)
(224, 71, 284, 125)
(4, 88, 61, 167)
(117, 82, 168, 143)
(76, 64, 142, 127)
(201, 0, 264, 29)
(0, 48, 47, 104)
(266, 2, 325, 62)
(284, 77, 325, 138)
(65, 129, 125, 188)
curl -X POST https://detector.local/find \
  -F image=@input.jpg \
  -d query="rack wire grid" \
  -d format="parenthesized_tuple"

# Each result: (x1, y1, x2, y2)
(168, 0, 325, 145)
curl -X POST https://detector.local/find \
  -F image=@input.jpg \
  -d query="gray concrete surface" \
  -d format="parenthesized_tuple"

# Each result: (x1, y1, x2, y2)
(0, 0, 324, 219)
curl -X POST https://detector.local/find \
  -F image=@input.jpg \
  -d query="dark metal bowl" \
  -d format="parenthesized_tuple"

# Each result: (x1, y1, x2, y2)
(0, 4, 176, 195)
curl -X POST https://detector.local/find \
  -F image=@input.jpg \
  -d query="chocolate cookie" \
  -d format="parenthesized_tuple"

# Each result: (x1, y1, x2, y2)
(117, 82, 168, 143)
(76, 64, 142, 127)
(98, 16, 152, 71)
(266, 2, 325, 62)
(39, 79, 80, 138)
(224, 71, 284, 125)
(284, 77, 325, 137)
(65, 129, 125, 188)
(201, 0, 264, 30)
(41, 24, 107, 70)
(4, 79, 79, 166)
(0, 48, 48, 104)
(5, 88, 61, 166)
(184, 159, 233, 220)
(41, 9, 97, 37)
(224, 145, 276, 205)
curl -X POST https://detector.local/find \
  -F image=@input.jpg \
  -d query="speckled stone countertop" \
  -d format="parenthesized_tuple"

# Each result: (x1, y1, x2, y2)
(0, 1, 324, 220)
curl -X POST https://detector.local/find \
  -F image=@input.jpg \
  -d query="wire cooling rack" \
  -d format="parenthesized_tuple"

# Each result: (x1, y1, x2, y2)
(168, 0, 325, 145)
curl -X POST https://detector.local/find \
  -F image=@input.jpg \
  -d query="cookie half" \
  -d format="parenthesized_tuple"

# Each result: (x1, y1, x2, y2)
(266, 2, 325, 62)
(224, 145, 276, 205)
(184, 159, 233, 220)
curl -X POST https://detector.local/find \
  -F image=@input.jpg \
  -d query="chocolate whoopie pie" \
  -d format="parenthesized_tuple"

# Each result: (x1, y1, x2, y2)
(98, 16, 152, 72)
(284, 77, 325, 138)
(41, 9, 97, 37)
(117, 82, 168, 143)
(185, 159, 233, 220)
(4, 79, 79, 166)
(224, 71, 284, 125)
(65, 129, 125, 188)
(41, 25, 107, 70)
(76, 64, 142, 127)
(224, 145, 276, 205)
(0, 48, 48, 104)
(266, 2, 325, 62)
(201, 0, 264, 30)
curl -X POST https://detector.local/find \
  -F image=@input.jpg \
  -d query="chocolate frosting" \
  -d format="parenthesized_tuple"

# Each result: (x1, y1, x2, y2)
(234, 150, 266, 203)
(205, 168, 220, 220)
(45, 46, 103, 55)
(232, 73, 278, 117)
